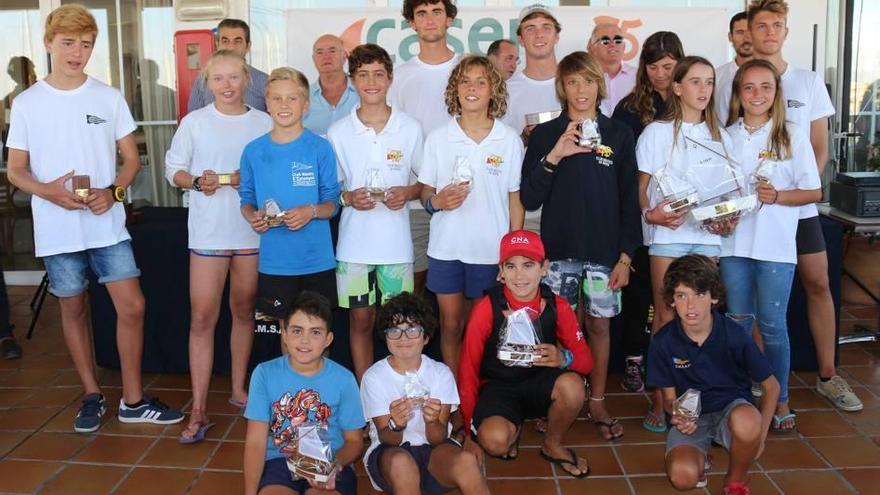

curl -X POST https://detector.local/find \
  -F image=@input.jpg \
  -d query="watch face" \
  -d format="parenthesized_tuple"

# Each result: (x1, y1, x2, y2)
(114, 186, 126, 202)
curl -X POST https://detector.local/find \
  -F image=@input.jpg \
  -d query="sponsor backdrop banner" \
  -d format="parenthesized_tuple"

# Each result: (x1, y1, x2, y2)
(286, 7, 729, 82)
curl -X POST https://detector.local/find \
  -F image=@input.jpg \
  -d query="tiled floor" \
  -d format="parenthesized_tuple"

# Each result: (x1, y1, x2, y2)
(1, 237, 878, 494)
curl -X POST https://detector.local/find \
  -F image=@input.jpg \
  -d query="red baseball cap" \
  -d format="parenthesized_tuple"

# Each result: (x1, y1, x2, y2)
(499, 230, 545, 263)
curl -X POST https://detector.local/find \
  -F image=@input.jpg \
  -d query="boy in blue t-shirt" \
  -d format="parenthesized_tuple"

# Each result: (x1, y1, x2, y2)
(240, 67, 340, 359)
(243, 291, 364, 495)
(647, 255, 780, 495)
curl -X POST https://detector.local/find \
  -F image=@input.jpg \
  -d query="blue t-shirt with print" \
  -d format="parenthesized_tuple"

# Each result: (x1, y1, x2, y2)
(239, 130, 339, 275)
(244, 356, 364, 461)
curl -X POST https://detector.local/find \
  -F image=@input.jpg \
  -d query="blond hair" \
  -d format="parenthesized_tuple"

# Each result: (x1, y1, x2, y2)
(202, 49, 251, 86)
(555, 51, 607, 110)
(265, 67, 310, 99)
(44, 4, 98, 43)
(444, 55, 508, 118)
(727, 59, 792, 160)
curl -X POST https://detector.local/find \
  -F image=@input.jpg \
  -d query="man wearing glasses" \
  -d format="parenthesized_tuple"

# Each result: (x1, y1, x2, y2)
(588, 23, 636, 117)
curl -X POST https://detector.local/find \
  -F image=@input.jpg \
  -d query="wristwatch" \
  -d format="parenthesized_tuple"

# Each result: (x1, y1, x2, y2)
(388, 417, 405, 432)
(540, 155, 558, 173)
(107, 184, 126, 202)
(191, 176, 203, 192)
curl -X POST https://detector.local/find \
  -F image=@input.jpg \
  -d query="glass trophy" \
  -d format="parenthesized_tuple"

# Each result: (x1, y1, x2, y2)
(364, 167, 387, 203)
(286, 424, 338, 483)
(684, 137, 757, 226)
(452, 156, 474, 187)
(403, 371, 430, 409)
(579, 118, 601, 150)
(672, 388, 702, 420)
(263, 198, 285, 227)
(656, 170, 699, 213)
(72, 175, 91, 199)
(497, 307, 542, 367)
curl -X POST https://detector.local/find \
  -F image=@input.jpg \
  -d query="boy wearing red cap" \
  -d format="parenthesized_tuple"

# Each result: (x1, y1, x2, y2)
(458, 230, 593, 478)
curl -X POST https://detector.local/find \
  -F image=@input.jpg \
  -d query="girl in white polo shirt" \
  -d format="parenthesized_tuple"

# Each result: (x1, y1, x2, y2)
(165, 50, 272, 443)
(636, 56, 735, 432)
(722, 59, 821, 433)
(418, 55, 524, 374)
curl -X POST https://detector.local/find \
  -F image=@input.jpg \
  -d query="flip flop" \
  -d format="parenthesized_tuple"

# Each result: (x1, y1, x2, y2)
(539, 447, 590, 479)
(228, 398, 247, 409)
(772, 410, 797, 432)
(499, 426, 522, 461)
(179, 421, 216, 444)
(642, 408, 670, 433)
(594, 418, 624, 440)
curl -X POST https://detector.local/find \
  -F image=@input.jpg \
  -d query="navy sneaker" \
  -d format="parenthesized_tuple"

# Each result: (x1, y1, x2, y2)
(117, 396, 185, 425)
(74, 393, 106, 433)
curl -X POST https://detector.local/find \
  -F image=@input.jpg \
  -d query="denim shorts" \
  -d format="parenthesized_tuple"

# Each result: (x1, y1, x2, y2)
(43, 240, 141, 298)
(426, 257, 499, 299)
(648, 243, 721, 258)
(666, 398, 754, 456)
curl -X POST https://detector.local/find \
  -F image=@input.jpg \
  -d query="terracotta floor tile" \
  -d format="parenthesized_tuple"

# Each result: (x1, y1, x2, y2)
(770, 470, 857, 495)
(47, 369, 83, 387)
(838, 468, 880, 495)
(705, 473, 778, 494)
(139, 438, 218, 468)
(789, 388, 835, 410)
(41, 403, 81, 432)
(485, 448, 554, 477)
(189, 471, 245, 495)
(606, 394, 652, 418)
(573, 446, 623, 476)
(0, 459, 62, 494)
(612, 418, 668, 445)
(0, 387, 34, 407)
(98, 415, 169, 436)
(558, 418, 611, 445)
(809, 436, 880, 467)
(705, 445, 761, 474)
(39, 464, 128, 495)
(844, 407, 880, 434)
(839, 348, 878, 366)
(0, 407, 59, 431)
(96, 369, 123, 387)
(145, 389, 191, 413)
(74, 435, 155, 464)
(758, 438, 827, 470)
(17, 386, 82, 408)
(794, 410, 860, 437)
(629, 475, 684, 494)
(0, 431, 29, 457)
(17, 354, 73, 370)
(163, 414, 236, 441)
(486, 479, 557, 494)
(150, 373, 194, 390)
(616, 444, 667, 475)
(0, 369, 60, 387)
(8, 432, 90, 461)
(201, 391, 247, 415)
(113, 467, 198, 495)
(208, 375, 232, 392)
(206, 441, 244, 470)
(559, 477, 631, 495)
(225, 416, 247, 441)
(843, 366, 880, 386)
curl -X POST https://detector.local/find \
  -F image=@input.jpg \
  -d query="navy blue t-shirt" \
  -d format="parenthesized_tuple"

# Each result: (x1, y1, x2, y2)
(647, 312, 774, 414)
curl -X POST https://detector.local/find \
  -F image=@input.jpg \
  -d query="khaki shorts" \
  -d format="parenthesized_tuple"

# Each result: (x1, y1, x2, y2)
(410, 208, 431, 273)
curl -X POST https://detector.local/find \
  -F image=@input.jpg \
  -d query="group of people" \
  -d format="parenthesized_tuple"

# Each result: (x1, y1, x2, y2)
(0, 1, 865, 494)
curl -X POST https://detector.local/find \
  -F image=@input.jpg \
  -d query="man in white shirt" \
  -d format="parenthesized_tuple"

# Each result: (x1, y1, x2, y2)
(303, 34, 359, 137)
(743, 0, 862, 413)
(487, 39, 519, 80)
(588, 23, 636, 117)
(387, 0, 461, 295)
(714, 11, 753, 123)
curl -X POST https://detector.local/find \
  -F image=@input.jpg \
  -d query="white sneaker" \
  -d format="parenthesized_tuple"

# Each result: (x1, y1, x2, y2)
(816, 376, 863, 412)
(751, 382, 763, 398)
(696, 455, 712, 488)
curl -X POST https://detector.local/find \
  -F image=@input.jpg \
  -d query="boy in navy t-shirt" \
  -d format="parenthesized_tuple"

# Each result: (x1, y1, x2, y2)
(243, 291, 364, 495)
(647, 255, 779, 495)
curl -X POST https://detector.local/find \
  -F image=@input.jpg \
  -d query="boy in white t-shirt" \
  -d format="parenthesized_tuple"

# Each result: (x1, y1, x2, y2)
(5, 5, 184, 433)
(361, 293, 487, 495)
(328, 44, 424, 381)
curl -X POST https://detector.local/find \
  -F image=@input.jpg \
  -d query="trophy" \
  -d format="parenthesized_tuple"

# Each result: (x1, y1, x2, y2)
(497, 307, 542, 367)
(216, 173, 239, 186)
(524, 110, 562, 127)
(672, 388, 702, 420)
(263, 198, 285, 227)
(579, 118, 601, 150)
(583, 263, 622, 318)
(286, 424, 338, 483)
(403, 371, 430, 409)
(452, 156, 474, 187)
(72, 175, 91, 199)
(656, 170, 699, 213)
(683, 137, 757, 226)
(364, 167, 387, 203)
(751, 158, 777, 185)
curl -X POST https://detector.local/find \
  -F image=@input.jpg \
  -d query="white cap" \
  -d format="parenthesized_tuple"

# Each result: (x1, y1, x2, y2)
(517, 3, 556, 24)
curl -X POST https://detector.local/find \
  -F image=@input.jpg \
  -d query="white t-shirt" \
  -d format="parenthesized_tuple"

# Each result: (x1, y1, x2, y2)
(387, 54, 460, 137)
(329, 106, 424, 264)
(360, 355, 459, 491)
(722, 120, 821, 263)
(6, 78, 136, 257)
(600, 63, 637, 118)
(714, 60, 739, 124)
(502, 72, 560, 135)
(636, 120, 735, 248)
(164, 104, 272, 250)
(420, 118, 523, 265)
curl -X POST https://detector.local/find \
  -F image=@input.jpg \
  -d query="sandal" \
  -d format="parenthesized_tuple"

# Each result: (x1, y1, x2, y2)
(539, 447, 590, 479)
(594, 418, 624, 441)
(179, 420, 216, 444)
(642, 407, 669, 433)
(499, 426, 522, 461)
(772, 409, 797, 432)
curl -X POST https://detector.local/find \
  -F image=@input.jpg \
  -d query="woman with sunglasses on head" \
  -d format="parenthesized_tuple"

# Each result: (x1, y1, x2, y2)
(611, 31, 684, 395)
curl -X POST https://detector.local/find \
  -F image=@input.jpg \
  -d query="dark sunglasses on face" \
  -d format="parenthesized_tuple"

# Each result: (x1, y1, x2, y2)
(385, 326, 425, 340)
(599, 35, 624, 46)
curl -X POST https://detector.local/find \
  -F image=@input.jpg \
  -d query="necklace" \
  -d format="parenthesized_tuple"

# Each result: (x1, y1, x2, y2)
(743, 119, 770, 134)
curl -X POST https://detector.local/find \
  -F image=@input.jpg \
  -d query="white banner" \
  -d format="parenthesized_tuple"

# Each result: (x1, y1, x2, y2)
(286, 6, 731, 82)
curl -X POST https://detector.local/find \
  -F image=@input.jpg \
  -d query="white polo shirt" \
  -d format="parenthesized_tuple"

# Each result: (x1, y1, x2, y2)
(502, 72, 560, 134)
(722, 120, 821, 264)
(420, 118, 523, 265)
(328, 106, 424, 265)
(600, 63, 637, 118)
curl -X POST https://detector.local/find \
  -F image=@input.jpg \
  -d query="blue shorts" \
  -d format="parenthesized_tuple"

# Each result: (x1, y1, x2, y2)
(648, 243, 721, 258)
(665, 398, 753, 456)
(366, 440, 460, 495)
(43, 240, 141, 298)
(426, 257, 499, 298)
(258, 458, 356, 495)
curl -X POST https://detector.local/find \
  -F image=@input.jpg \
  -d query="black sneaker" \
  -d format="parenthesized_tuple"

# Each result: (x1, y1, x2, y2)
(622, 355, 645, 392)
(74, 393, 106, 433)
(0, 336, 22, 360)
(117, 396, 185, 425)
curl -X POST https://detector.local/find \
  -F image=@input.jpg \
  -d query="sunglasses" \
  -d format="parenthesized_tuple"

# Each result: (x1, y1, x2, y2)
(598, 35, 624, 46)
(384, 326, 425, 340)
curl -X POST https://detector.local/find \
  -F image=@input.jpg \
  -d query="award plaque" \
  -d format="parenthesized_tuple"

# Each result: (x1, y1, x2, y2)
(72, 175, 91, 199)
(216, 173, 239, 186)
(524, 110, 562, 127)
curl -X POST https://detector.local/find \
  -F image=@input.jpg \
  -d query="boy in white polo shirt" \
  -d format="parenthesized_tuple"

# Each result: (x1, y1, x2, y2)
(5, 5, 184, 433)
(329, 44, 424, 381)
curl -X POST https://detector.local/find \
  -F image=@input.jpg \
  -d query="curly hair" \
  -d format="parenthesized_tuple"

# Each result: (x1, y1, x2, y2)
(662, 255, 725, 306)
(402, 0, 457, 23)
(624, 31, 684, 125)
(444, 55, 508, 118)
(348, 43, 394, 78)
(376, 293, 438, 341)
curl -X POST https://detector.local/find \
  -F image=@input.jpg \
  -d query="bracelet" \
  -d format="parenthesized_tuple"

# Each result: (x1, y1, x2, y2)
(559, 348, 573, 369)
(641, 207, 651, 223)
(424, 195, 440, 215)
(338, 191, 348, 207)
(617, 259, 635, 272)
(310, 204, 318, 219)
(770, 189, 779, 204)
